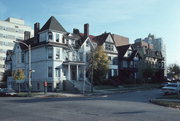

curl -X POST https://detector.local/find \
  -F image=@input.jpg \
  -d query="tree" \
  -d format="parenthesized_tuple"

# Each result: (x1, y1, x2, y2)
(168, 64, 180, 80)
(143, 65, 154, 83)
(88, 46, 109, 85)
(13, 69, 25, 92)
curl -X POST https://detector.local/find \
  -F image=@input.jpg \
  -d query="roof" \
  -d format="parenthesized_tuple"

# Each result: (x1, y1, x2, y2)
(93, 32, 110, 45)
(79, 33, 95, 40)
(18, 38, 68, 51)
(111, 34, 129, 47)
(40, 16, 67, 33)
(145, 49, 164, 60)
(116, 44, 131, 58)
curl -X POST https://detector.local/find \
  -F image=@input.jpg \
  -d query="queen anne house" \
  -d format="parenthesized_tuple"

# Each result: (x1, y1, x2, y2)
(117, 44, 142, 83)
(93, 33, 119, 79)
(6, 16, 96, 92)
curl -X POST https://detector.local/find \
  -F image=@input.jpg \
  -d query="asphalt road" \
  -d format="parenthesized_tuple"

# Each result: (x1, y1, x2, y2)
(0, 89, 179, 121)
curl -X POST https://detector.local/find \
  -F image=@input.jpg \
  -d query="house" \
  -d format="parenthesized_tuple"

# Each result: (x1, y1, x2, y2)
(133, 41, 164, 82)
(116, 44, 141, 83)
(6, 16, 95, 92)
(93, 32, 119, 79)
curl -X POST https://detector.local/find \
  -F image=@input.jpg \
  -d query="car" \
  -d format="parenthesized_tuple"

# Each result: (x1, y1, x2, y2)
(162, 82, 180, 95)
(160, 82, 171, 87)
(0, 88, 17, 97)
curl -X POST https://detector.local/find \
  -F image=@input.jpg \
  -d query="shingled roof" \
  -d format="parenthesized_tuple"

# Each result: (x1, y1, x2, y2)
(40, 16, 67, 33)
(93, 32, 110, 45)
(116, 44, 131, 59)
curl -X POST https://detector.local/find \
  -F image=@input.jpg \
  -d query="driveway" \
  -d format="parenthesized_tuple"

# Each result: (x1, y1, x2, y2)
(0, 89, 179, 121)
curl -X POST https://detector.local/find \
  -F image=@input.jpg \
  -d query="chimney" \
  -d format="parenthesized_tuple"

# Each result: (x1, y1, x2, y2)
(84, 23, 89, 37)
(24, 31, 31, 40)
(34, 22, 40, 43)
(73, 28, 80, 34)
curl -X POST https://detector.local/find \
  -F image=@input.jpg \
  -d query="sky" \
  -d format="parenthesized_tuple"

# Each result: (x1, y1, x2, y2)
(0, 0, 180, 65)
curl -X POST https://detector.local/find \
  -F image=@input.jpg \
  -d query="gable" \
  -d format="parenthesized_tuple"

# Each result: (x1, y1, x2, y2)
(105, 34, 114, 43)
(124, 46, 133, 57)
(13, 43, 22, 53)
(80, 37, 95, 52)
(102, 34, 118, 53)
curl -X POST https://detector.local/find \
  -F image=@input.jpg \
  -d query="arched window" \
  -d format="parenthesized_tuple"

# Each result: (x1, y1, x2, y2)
(48, 32, 53, 40)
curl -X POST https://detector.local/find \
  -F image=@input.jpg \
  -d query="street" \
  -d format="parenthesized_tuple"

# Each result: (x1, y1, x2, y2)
(0, 89, 179, 121)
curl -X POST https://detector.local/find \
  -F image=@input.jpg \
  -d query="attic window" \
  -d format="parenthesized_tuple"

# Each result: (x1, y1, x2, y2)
(86, 41, 89, 47)
(105, 43, 114, 51)
(48, 32, 53, 40)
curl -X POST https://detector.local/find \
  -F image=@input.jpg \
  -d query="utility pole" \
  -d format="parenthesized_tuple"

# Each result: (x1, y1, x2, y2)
(91, 51, 94, 93)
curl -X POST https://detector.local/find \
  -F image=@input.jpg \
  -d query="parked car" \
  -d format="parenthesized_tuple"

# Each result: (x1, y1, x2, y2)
(162, 82, 180, 95)
(160, 82, 171, 87)
(0, 88, 17, 96)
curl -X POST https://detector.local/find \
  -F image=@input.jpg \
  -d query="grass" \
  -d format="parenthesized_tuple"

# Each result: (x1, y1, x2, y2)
(94, 83, 160, 91)
(151, 94, 180, 109)
(17, 92, 43, 97)
(123, 83, 160, 89)
(158, 94, 180, 100)
(150, 99, 180, 109)
(94, 85, 118, 90)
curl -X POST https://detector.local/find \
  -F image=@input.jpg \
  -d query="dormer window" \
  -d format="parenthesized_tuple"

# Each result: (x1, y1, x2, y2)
(48, 32, 53, 40)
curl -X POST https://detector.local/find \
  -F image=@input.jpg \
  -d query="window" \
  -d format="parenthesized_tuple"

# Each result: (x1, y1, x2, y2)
(113, 57, 118, 65)
(55, 68, 60, 77)
(17, 52, 20, 64)
(21, 53, 25, 63)
(48, 32, 53, 40)
(56, 48, 60, 59)
(37, 83, 40, 90)
(122, 61, 128, 68)
(48, 48, 53, 59)
(48, 67, 53, 77)
(56, 34, 59, 42)
(62, 36, 65, 43)
(108, 69, 112, 78)
(114, 69, 117, 76)
(86, 53, 89, 61)
(79, 52, 83, 61)
(86, 41, 89, 47)
(105, 43, 114, 51)
(66, 39, 69, 44)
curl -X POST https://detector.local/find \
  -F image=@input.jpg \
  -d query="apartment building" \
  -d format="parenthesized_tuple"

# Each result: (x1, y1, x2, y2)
(0, 17, 33, 81)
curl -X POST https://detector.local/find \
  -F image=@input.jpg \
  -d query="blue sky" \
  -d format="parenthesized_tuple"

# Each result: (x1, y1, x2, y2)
(0, 0, 180, 65)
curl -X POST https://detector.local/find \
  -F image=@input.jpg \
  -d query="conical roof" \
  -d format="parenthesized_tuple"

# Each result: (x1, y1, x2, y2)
(40, 16, 67, 32)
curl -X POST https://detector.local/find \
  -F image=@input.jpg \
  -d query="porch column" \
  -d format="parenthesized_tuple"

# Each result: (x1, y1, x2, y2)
(60, 67, 63, 90)
(83, 66, 86, 94)
(83, 66, 86, 81)
(76, 65, 79, 81)
(68, 64, 70, 80)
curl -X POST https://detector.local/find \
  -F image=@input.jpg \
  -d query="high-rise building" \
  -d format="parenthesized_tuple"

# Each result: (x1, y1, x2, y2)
(0, 17, 33, 81)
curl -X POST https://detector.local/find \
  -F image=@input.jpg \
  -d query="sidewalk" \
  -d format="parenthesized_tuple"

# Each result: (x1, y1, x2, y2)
(26, 84, 159, 98)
